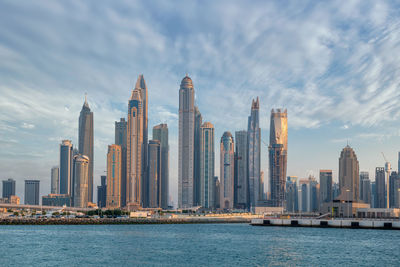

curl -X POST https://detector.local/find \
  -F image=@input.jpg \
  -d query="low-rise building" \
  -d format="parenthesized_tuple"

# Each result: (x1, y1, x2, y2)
(42, 194, 71, 207)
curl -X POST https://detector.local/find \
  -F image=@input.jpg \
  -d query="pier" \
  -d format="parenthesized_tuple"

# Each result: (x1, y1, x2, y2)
(250, 218, 400, 229)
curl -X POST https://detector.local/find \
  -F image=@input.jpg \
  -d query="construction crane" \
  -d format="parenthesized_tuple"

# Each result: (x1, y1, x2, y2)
(381, 152, 391, 209)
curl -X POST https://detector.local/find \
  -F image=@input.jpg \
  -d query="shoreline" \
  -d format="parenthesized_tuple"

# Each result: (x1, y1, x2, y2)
(0, 217, 252, 225)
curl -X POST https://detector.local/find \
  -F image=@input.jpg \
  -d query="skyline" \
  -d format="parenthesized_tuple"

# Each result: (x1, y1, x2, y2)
(1, 1, 400, 204)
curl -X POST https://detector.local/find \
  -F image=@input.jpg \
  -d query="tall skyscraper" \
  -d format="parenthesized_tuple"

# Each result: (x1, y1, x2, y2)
(73, 154, 89, 208)
(97, 175, 107, 208)
(220, 132, 235, 209)
(338, 145, 359, 201)
(147, 140, 161, 208)
(78, 94, 94, 203)
(178, 75, 195, 208)
(235, 130, 248, 209)
(269, 109, 288, 207)
(375, 167, 385, 208)
(361, 178, 371, 204)
(106, 145, 121, 209)
(398, 152, 400, 174)
(319, 170, 332, 207)
(115, 118, 127, 207)
(285, 176, 298, 212)
(127, 88, 143, 208)
(389, 171, 399, 208)
(371, 181, 376, 208)
(199, 122, 214, 209)
(309, 177, 319, 212)
(153, 123, 169, 209)
(359, 171, 369, 201)
(24, 180, 40, 205)
(194, 106, 202, 206)
(248, 98, 261, 209)
(299, 179, 309, 212)
(2, 179, 16, 199)
(59, 140, 73, 196)
(134, 75, 149, 208)
(51, 166, 59, 194)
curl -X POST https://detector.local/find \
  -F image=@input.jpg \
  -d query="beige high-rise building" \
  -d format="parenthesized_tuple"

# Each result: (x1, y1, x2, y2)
(269, 109, 288, 207)
(106, 145, 122, 209)
(338, 145, 359, 202)
(78, 95, 94, 203)
(200, 122, 214, 209)
(73, 154, 89, 208)
(127, 88, 143, 208)
(220, 131, 235, 209)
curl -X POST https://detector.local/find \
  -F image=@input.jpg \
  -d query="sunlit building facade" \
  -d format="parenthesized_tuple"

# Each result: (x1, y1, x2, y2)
(73, 154, 89, 208)
(59, 140, 73, 196)
(220, 132, 235, 209)
(78, 95, 94, 203)
(107, 145, 122, 209)
(269, 109, 288, 207)
(115, 118, 127, 207)
(338, 145, 359, 201)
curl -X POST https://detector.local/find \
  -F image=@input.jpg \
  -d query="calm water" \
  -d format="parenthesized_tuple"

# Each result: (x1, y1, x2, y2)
(0, 223, 399, 266)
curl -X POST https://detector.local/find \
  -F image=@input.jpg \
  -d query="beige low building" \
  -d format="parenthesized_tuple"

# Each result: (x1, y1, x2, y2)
(357, 208, 400, 219)
(321, 200, 370, 218)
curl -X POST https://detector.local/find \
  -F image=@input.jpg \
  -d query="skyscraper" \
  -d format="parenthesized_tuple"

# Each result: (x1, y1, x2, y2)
(220, 132, 235, 209)
(178, 75, 195, 208)
(24, 180, 40, 205)
(115, 118, 127, 207)
(375, 167, 385, 208)
(359, 171, 369, 201)
(309, 177, 319, 212)
(319, 170, 332, 208)
(2, 179, 16, 199)
(106, 145, 121, 209)
(148, 140, 161, 208)
(269, 109, 288, 207)
(285, 176, 298, 212)
(214, 176, 220, 209)
(299, 179, 309, 212)
(51, 166, 59, 194)
(199, 122, 214, 209)
(134, 75, 149, 208)
(389, 171, 399, 208)
(127, 88, 143, 208)
(248, 98, 261, 209)
(194, 106, 202, 206)
(73, 154, 89, 208)
(235, 130, 248, 209)
(338, 145, 359, 201)
(153, 123, 169, 209)
(361, 177, 371, 205)
(78, 94, 94, 203)
(59, 140, 73, 196)
(97, 175, 107, 208)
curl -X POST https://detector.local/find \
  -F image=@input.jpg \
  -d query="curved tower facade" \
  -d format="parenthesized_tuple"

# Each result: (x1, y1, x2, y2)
(178, 75, 195, 208)
(220, 131, 235, 209)
(269, 109, 288, 207)
(127, 89, 143, 207)
(73, 154, 89, 208)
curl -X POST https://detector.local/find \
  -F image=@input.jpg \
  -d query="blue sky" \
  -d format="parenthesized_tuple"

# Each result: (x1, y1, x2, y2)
(1, 0, 400, 204)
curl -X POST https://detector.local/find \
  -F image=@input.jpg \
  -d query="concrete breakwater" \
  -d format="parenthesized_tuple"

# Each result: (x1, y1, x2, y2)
(251, 218, 400, 230)
(0, 217, 251, 225)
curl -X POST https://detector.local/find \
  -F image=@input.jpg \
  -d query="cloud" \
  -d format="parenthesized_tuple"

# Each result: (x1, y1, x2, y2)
(21, 122, 35, 129)
(1, 0, 400, 203)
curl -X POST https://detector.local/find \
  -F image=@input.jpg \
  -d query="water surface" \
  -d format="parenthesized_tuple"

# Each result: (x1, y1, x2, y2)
(0, 224, 399, 266)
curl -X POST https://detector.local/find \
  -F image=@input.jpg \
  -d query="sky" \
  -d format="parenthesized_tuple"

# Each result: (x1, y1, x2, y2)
(1, 0, 400, 204)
